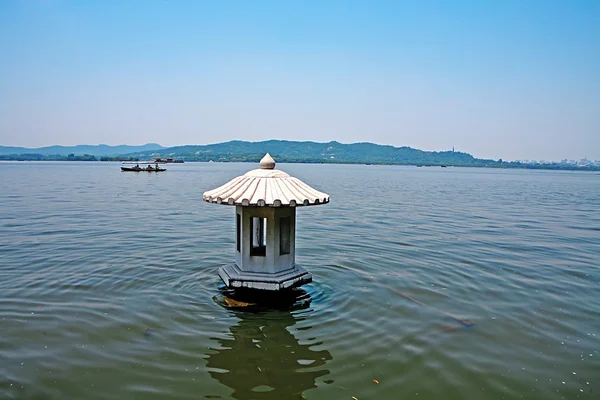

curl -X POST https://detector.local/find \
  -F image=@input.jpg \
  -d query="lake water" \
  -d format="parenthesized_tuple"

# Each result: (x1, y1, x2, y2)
(1, 161, 599, 400)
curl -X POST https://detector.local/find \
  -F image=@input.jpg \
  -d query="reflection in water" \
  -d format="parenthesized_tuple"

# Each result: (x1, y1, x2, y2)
(207, 290, 332, 399)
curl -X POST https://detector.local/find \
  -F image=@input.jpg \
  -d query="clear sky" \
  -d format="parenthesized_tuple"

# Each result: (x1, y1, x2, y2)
(1, 0, 599, 161)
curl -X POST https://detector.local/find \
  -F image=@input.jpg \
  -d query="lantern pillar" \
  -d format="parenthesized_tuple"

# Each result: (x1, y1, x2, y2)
(220, 205, 309, 291)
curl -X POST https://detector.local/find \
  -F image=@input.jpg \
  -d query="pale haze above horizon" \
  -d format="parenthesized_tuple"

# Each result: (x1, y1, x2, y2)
(1, 0, 599, 161)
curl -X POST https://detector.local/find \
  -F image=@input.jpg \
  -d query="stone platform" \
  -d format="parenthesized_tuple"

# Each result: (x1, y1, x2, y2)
(218, 263, 312, 291)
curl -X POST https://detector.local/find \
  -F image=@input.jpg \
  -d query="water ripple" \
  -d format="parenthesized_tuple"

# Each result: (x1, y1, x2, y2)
(0, 162, 599, 399)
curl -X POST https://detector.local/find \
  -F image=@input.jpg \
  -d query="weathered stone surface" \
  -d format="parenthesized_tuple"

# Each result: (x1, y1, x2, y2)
(234, 206, 296, 274)
(259, 153, 276, 170)
(218, 263, 312, 291)
(205, 154, 327, 291)
(203, 154, 329, 207)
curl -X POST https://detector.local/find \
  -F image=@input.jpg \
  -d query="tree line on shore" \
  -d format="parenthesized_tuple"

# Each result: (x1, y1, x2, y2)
(0, 154, 141, 162)
(1, 140, 597, 171)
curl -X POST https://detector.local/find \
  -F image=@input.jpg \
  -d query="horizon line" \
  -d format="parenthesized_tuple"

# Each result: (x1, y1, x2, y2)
(0, 139, 594, 162)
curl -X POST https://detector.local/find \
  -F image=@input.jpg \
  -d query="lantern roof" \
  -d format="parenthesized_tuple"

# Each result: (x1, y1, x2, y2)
(203, 153, 330, 207)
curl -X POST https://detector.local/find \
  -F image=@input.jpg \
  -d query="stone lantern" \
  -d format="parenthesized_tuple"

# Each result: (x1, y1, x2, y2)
(203, 154, 330, 291)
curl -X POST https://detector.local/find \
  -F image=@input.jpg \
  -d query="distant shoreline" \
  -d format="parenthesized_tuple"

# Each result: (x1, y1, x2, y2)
(1, 158, 598, 172)
(2, 140, 598, 171)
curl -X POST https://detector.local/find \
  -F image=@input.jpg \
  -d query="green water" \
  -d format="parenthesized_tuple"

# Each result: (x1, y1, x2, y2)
(1, 162, 599, 399)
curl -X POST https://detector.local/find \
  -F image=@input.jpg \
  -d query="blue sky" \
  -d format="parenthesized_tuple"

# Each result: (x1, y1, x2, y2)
(1, 0, 598, 160)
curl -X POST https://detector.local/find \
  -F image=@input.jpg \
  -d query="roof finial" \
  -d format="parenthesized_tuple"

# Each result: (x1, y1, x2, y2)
(260, 153, 275, 169)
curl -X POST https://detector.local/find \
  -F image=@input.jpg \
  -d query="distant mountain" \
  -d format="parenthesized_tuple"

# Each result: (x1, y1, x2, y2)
(127, 139, 484, 166)
(1, 140, 596, 171)
(0, 143, 164, 156)
(125, 140, 598, 171)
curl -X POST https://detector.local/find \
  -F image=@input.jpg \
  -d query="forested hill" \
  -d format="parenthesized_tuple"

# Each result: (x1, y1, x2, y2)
(126, 140, 596, 170)
(131, 140, 484, 166)
(1, 140, 596, 170)
(0, 143, 163, 157)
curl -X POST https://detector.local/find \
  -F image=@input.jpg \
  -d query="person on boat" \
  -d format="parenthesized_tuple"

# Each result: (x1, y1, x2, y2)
(146, 165, 154, 171)
(135, 164, 141, 170)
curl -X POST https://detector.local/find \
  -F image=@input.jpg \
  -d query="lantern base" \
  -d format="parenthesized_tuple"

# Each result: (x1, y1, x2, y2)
(218, 263, 312, 291)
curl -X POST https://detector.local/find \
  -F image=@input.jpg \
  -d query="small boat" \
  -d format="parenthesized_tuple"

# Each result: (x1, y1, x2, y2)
(154, 157, 184, 164)
(121, 162, 166, 172)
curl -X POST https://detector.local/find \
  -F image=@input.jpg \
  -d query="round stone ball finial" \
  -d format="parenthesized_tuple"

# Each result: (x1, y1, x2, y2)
(260, 153, 276, 169)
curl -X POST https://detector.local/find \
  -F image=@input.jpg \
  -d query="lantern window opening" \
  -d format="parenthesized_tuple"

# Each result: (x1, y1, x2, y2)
(279, 216, 291, 255)
(250, 217, 267, 257)
(236, 213, 241, 252)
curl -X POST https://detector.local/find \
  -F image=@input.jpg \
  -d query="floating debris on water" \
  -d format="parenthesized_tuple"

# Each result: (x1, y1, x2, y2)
(144, 328, 156, 337)
(213, 287, 312, 312)
(223, 297, 255, 308)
